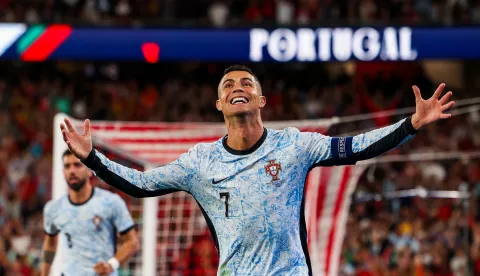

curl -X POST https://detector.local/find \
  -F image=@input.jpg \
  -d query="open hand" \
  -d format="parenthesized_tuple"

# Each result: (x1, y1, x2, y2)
(93, 261, 114, 275)
(60, 118, 92, 160)
(411, 83, 455, 130)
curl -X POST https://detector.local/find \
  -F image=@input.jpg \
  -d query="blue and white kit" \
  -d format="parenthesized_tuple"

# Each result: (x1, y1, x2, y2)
(82, 117, 417, 275)
(44, 188, 135, 276)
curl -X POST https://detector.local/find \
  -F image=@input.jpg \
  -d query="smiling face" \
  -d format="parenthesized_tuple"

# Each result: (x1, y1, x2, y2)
(216, 70, 266, 118)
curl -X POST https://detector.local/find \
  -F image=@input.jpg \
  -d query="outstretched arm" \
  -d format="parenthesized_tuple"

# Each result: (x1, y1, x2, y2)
(60, 118, 198, 197)
(299, 84, 455, 166)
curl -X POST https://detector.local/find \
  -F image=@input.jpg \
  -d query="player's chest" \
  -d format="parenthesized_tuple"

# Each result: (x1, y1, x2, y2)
(54, 203, 112, 233)
(202, 150, 301, 189)
(195, 150, 306, 218)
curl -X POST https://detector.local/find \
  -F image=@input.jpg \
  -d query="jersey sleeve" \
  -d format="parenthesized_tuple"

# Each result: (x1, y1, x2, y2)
(81, 145, 201, 198)
(296, 117, 418, 167)
(43, 201, 59, 236)
(111, 194, 135, 235)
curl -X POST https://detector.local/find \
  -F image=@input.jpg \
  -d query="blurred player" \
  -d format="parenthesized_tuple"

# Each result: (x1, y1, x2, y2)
(60, 65, 455, 275)
(41, 150, 138, 276)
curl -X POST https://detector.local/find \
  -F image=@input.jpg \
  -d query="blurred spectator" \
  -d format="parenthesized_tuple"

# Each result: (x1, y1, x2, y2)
(276, 0, 294, 25)
(2, 0, 480, 26)
(209, 1, 230, 27)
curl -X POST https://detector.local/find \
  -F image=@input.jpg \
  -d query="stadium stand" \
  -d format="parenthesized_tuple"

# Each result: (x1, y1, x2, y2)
(1, 0, 480, 26)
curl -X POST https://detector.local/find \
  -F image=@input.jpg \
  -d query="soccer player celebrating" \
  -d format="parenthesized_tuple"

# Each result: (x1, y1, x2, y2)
(41, 150, 138, 276)
(60, 65, 454, 275)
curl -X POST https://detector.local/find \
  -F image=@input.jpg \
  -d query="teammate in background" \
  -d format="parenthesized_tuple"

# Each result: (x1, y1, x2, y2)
(60, 65, 455, 275)
(41, 150, 138, 276)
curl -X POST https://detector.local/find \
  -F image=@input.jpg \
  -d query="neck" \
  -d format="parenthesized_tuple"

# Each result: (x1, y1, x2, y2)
(68, 183, 93, 205)
(225, 112, 264, 151)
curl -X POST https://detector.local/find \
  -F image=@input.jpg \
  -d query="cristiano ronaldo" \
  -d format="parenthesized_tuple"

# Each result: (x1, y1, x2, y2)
(60, 65, 455, 275)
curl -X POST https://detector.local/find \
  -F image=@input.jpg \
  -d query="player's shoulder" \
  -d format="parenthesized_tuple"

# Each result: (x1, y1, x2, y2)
(267, 127, 302, 140)
(189, 140, 224, 158)
(192, 141, 217, 152)
(271, 127, 301, 135)
(94, 187, 123, 202)
(44, 195, 68, 215)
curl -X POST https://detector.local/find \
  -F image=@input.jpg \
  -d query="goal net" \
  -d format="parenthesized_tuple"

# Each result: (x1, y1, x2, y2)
(51, 113, 366, 276)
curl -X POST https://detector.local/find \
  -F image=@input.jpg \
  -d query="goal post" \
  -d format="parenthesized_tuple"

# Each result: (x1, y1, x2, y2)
(141, 183, 158, 276)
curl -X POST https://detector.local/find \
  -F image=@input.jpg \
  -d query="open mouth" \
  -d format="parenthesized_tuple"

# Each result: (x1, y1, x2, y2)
(230, 96, 249, 105)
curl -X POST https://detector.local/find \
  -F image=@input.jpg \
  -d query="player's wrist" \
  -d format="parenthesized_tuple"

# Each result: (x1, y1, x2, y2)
(411, 113, 423, 130)
(107, 257, 120, 270)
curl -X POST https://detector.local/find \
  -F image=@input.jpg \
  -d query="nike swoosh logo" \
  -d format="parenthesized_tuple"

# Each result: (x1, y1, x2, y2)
(212, 177, 228, 184)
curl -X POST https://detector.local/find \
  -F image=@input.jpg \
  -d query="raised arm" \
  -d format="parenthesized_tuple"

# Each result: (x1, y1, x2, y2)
(60, 118, 198, 197)
(298, 83, 455, 167)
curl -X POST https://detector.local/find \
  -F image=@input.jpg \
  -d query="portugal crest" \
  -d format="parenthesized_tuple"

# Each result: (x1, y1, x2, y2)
(92, 215, 103, 231)
(265, 160, 282, 182)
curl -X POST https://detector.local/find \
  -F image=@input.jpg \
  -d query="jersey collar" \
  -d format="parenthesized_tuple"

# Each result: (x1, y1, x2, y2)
(68, 187, 95, 206)
(222, 127, 267, 155)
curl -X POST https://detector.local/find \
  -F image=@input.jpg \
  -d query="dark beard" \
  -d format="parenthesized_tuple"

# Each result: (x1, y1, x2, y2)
(67, 178, 87, 191)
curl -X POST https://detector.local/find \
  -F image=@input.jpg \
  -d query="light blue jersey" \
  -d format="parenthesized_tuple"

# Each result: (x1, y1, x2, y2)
(43, 188, 135, 276)
(83, 117, 417, 275)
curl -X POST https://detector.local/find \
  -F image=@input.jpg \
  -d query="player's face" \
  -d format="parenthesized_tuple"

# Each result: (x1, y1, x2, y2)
(63, 154, 91, 191)
(216, 71, 266, 117)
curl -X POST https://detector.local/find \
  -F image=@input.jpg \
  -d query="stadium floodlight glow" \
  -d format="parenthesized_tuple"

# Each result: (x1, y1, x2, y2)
(0, 23, 26, 57)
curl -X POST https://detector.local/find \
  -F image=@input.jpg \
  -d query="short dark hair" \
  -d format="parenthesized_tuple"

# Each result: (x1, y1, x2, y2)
(62, 149, 74, 159)
(223, 65, 260, 83)
(220, 65, 262, 96)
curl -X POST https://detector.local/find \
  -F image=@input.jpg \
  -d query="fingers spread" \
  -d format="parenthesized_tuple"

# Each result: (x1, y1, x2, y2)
(84, 119, 91, 136)
(61, 129, 70, 142)
(439, 91, 453, 105)
(64, 118, 76, 133)
(432, 83, 445, 99)
(412, 85, 422, 101)
(441, 101, 455, 112)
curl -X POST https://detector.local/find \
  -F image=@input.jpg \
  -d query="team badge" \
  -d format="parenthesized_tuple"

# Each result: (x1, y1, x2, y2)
(92, 215, 103, 231)
(265, 160, 282, 182)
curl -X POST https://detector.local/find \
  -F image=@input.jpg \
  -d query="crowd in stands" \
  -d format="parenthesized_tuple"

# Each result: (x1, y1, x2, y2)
(0, 60, 479, 275)
(2, 0, 480, 26)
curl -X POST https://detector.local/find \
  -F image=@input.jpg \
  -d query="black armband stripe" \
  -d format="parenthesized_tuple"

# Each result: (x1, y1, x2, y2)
(331, 136, 353, 160)
(352, 117, 417, 161)
(313, 117, 417, 167)
(314, 137, 356, 167)
(82, 149, 182, 198)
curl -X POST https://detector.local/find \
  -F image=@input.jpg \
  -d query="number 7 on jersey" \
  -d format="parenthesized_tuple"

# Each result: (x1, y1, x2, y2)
(220, 192, 230, 218)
